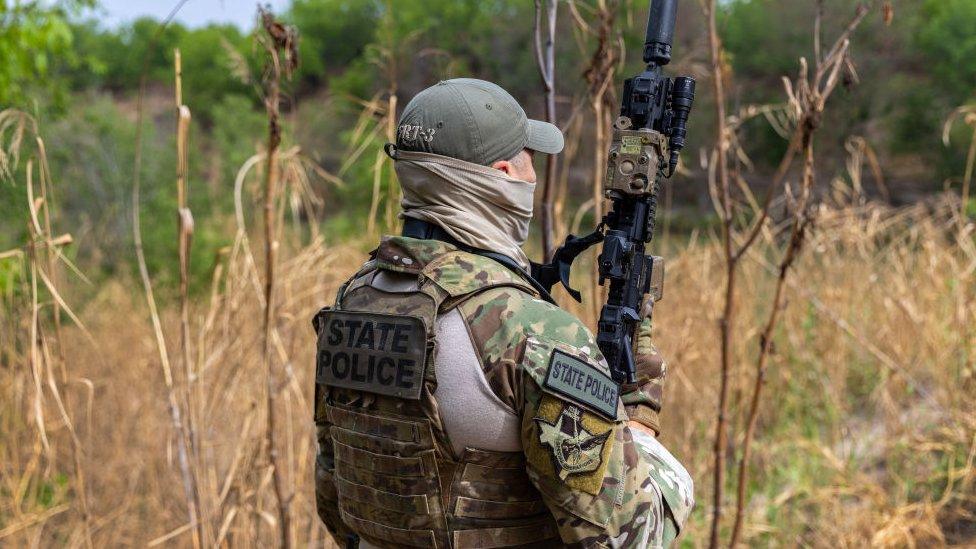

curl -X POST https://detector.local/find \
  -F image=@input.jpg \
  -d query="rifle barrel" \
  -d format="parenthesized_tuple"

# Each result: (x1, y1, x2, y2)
(644, 0, 678, 65)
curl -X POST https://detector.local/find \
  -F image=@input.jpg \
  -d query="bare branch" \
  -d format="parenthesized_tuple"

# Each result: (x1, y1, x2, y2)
(258, 7, 298, 548)
(727, 3, 878, 545)
(534, 0, 559, 260)
(703, 0, 734, 544)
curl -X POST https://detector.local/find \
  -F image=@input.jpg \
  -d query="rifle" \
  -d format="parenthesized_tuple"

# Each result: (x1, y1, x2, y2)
(533, 0, 695, 385)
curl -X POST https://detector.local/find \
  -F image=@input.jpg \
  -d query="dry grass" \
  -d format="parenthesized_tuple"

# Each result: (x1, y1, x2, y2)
(658, 200, 976, 546)
(1, 233, 354, 546)
(2, 191, 973, 547)
(0, 6, 974, 544)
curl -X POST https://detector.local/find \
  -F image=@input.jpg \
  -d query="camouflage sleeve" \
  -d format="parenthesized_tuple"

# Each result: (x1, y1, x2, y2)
(621, 317, 667, 434)
(314, 387, 355, 543)
(458, 288, 693, 547)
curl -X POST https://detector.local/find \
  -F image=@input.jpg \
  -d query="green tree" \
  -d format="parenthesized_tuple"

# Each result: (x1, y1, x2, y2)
(917, 0, 976, 104)
(287, 0, 380, 90)
(176, 24, 252, 122)
(0, 0, 95, 106)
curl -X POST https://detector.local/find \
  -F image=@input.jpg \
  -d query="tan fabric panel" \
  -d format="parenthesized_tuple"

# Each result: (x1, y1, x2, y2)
(452, 520, 558, 548)
(340, 508, 438, 548)
(327, 405, 424, 444)
(333, 439, 425, 477)
(395, 150, 535, 271)
(453, 496, 546, 519)
(336, 477, 431, 515)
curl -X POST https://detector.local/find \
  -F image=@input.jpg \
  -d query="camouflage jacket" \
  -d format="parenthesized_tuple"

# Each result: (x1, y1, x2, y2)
(315, 237, 693, 548)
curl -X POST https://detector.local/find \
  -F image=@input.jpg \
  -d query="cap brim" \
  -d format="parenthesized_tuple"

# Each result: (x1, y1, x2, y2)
(526, 119, 564, 155)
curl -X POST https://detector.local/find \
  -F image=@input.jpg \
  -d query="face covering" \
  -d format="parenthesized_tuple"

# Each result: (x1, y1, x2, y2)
(393, 150, 535, 271)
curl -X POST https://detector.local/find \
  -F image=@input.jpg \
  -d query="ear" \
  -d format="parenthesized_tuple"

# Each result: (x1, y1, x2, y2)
(490, 159, 513, 175)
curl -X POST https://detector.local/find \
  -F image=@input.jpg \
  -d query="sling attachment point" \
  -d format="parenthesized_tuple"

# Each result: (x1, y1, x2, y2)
(531, 226, 606, 303)
(401, 217, 560, 305)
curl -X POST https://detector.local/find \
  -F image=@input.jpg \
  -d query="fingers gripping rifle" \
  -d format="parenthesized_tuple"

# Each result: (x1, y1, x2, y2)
(533, 0, 695, 384)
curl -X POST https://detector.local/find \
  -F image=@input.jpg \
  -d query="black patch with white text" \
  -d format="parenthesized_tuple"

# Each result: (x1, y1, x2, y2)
(315, 310, 427, 400)
(542, 349, 619, 420)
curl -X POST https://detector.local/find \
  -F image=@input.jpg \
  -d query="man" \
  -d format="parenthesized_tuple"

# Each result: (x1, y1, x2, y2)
(313, 78, 693, 548)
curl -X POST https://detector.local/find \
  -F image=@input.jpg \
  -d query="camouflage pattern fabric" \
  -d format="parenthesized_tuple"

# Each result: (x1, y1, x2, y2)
(316, 236, 560, 548)
(457, 280, 694, 547)
(315, 236, 693, 548)
(622, 317, 668, 434)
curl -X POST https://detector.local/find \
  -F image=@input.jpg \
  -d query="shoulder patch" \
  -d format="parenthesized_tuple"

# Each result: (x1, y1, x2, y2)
(543, 349, 619, 420)
(315, 310, 428, 399)
(529, 395, 614, 495)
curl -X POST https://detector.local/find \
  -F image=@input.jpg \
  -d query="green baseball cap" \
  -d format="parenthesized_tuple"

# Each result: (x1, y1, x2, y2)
(394, 78, 564, 166)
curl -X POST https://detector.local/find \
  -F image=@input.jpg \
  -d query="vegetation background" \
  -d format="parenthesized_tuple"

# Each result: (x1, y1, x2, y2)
(0, 0, 973, 547)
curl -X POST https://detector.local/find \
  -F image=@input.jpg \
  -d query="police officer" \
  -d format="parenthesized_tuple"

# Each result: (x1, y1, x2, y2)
(313, 78, 693, 548)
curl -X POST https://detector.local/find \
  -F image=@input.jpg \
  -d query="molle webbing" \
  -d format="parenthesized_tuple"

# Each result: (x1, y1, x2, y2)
(328, 405, 445, 547)
(328, 404, 557, 548)
(321, 248, 559, 548)
(447, 449, 557, 547)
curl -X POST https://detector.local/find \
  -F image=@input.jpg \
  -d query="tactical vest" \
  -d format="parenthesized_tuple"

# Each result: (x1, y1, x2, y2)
(314, 238, 561, 548)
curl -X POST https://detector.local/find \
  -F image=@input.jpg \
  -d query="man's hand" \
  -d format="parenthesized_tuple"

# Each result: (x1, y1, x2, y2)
(623, 301, 667, 436)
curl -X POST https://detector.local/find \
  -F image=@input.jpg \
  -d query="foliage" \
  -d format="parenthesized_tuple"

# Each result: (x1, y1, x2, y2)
(1, 0, 975, 282)
(721, 0, 812, 82)
(67, 18, 253, 121)
(288, 0, 537, 101)
(17, 96, 230, 290)
(0, 0, 95, 107)
(917, 0, 976, 105)
(210, 94, 267, 183)
(286, 0, 380, 90)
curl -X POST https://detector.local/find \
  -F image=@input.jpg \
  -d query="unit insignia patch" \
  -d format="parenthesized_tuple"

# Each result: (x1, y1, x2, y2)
(536, 404, 611, 480)
(528, 395, 615, 495)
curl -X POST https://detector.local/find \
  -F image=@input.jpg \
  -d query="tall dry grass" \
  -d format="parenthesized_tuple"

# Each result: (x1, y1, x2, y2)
(3, 183, 973, 546)
(2, 5, 975, 548)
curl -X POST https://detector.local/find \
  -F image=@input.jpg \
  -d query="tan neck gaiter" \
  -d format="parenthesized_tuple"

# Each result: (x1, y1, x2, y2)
(394, 150, 535, 271)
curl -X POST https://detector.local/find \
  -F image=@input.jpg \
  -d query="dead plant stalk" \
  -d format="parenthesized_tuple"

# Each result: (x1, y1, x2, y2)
(724, 0, 874, 547)
(24, 178, 90, 549)
(703, 1, 734, 544)
(129, 3, 202, 546)
(943, 106, 976, 222)
(173, 49, 207, 548)
(258, 8, 298, 548)
(579, 0, 619, 322)
(534, 0, 558, 260)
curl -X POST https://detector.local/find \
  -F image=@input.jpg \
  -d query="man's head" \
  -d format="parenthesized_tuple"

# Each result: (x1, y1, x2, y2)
(395, 78, 563, 182)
